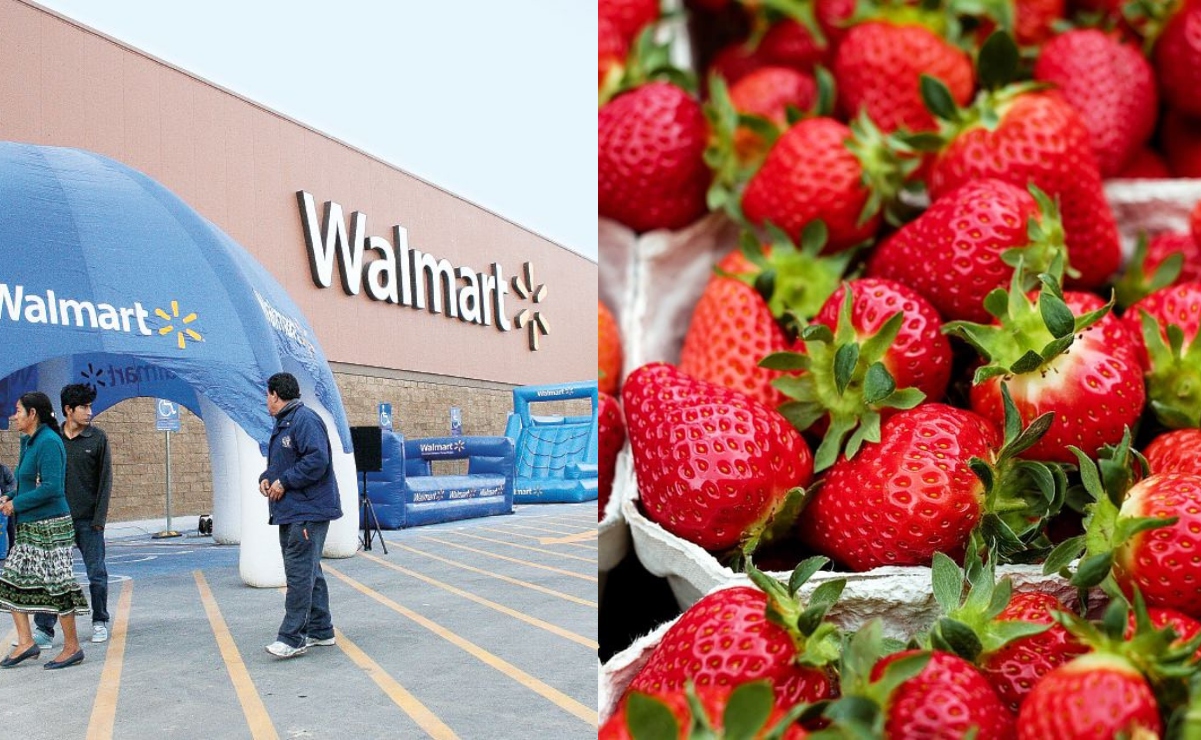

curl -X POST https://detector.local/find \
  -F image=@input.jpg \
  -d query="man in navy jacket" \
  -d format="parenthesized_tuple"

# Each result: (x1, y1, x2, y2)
(259, 372, 342, 658)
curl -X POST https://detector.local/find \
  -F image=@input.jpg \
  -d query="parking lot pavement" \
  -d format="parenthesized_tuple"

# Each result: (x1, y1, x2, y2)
(0, 502, 598, 740)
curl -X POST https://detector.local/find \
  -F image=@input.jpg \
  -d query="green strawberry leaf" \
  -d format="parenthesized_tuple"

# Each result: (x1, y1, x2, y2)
(627, 692, 680, 740)
(935, 618, 984, 662)
(1042, 535, 1085, 577)
(789, 556, 831, 596)
(931, 552, 964, 614)
(862, 363, 896, 405)
(761, 351, 810, 371)
(1040, 292, 1075, 339)
(920, 74, 959, 122)
(1071, 551, 1114, 589)
(723, 682, 775, 740)
(777, 399, 827, 432)
(835, 343, 860, 395)
(977, 30, 1020, 91)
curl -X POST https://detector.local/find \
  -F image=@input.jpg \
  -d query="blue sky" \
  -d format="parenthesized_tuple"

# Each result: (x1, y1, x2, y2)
(34, 0, 597, 262)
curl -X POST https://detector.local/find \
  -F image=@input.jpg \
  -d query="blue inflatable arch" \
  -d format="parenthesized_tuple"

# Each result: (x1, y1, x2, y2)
(0, 141, 359, 587)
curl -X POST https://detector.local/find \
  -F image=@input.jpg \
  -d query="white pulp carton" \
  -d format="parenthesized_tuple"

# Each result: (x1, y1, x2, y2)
(597, 180, 1201, 724)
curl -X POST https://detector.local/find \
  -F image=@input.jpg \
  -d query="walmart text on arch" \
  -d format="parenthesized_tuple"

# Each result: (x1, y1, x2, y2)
(298, 191, 513, 331)
(0, 284, 152, 335)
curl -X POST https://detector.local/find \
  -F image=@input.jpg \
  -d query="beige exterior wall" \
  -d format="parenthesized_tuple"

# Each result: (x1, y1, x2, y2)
(0, 0, 598, 387)
(0, 0, 598, 525)
(0, 371, 589, 524)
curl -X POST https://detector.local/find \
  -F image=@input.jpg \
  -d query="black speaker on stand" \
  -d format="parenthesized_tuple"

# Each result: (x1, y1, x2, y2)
(350, 426, 387, 553)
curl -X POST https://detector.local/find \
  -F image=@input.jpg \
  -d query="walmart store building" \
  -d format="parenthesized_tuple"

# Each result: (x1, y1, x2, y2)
(0, 0, 598, 522)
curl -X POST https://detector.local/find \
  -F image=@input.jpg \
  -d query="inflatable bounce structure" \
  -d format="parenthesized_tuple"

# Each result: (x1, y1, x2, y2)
(504, 381, 599, 503)
(362, 434, 515, 529)
(0, 142, 359, 588)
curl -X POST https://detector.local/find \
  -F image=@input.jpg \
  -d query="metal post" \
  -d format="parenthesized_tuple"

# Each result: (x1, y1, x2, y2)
(153, 430, 181, 539)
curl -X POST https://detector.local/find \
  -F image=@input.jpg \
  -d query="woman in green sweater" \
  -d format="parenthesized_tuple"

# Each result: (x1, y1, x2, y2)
(0, 392, 89, 669)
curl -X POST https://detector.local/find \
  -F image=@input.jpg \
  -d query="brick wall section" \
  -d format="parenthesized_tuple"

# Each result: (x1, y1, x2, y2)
(0, 372, 588, 523)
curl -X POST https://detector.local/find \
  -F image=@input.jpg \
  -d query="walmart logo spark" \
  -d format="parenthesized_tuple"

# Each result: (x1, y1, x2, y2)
(155, 301, 203, 349)
(511, 263, 549, 351)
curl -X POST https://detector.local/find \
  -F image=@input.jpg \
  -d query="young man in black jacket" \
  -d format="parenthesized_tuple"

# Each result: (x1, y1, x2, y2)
(34, 383, 113, 647)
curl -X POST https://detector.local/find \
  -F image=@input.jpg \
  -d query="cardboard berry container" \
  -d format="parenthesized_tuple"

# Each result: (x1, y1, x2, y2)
(597, 181, 1201, 712)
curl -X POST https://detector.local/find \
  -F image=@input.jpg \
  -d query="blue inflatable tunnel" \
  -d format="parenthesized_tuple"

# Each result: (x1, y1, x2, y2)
(504, 381, 598, 503)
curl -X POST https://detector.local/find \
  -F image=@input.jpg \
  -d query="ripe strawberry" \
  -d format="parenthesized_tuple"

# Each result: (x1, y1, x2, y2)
(727, 66, 818, 161)
(922, 33, 1122, 290)
(757, 19, 828, 73)
(1144, 428, 1201, 476)
(1124, 605, 1201, 660)
(1191, 198, 1201, 245)
(1151, 0, 1201, 119)
(947, 266, 1145, 463)
(1016, 653, 1162, 738)
(866, 179, 1064, 323)
(1032, 29, 1158, 178)
(1162, 108, 1201, 178)
(1113, 472, 1201, 618)
(1014, 0, 1066, 45)
(679, 253, 791, 409)
(769, 278, 951, 470)
(1123, 281, 1201, 427)
(972, 0, 1065, 46)
(833, 21, 974, 133)
(627, 565, 842, 708)
(598, 392, 625, 522)
(599, 81, 709, 232)
(599, 300, 623, 396)
(599, 16, 628, 89)
(1114, 147, 1171, 179)
(811, 279, 951, 406)
(741, 116, 916, 252)
(977, 591, 1088, 712)
(870, 650, 1015, 739)
(601, 682, 808, 739)
(797, 401, 1060, 570)
(599, 0, 660, 48)
(708, 41, 773, 87)
(1115, 232, 1201, 309)
(622, 363, 814, 552)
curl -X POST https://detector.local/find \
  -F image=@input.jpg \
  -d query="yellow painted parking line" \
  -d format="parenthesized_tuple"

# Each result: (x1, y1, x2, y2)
(476, 526, 596, 550)
(87, 579, 133, 739)
(325, 564, 596, 726)
(194, 571, 279, 740)
(392, 543, 596, 607)
(538, 530, 598, 546)
(333, 627, 459, 739)
(359, 551, 597, 650)
(415, 536, 596, 583)
(446, 532, 596, 564)
(490, 522, 594, 536)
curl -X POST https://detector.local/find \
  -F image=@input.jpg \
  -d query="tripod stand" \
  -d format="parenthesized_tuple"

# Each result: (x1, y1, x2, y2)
(359, 470, 387, 553)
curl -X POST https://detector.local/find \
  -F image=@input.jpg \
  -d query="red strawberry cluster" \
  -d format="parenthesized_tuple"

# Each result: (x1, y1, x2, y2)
(599, 1, 1201, 736)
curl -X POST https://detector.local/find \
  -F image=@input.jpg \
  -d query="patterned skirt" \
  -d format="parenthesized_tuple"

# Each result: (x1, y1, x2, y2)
(0, 515, 89, 615)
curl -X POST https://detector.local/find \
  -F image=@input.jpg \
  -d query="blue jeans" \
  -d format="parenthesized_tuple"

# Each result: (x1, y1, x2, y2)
(276, 520, 333, 649)
(36, 519, 108, 634)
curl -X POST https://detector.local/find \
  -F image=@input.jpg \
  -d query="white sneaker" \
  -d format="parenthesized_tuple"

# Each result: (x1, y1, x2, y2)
(265, 640, 307, 658)
(91, 623, 108, 643)
(12, 629, 53, 649)
(305, 635, 336, 647)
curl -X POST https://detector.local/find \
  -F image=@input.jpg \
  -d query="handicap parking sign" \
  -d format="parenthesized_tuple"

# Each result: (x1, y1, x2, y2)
(156, 399, 181, 432)
(378, 402, 393, 430)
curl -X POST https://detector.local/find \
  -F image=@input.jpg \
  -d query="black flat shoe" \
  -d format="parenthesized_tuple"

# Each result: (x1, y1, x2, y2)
(44, 649, 84, 670)
(0, 644, 41, 668)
